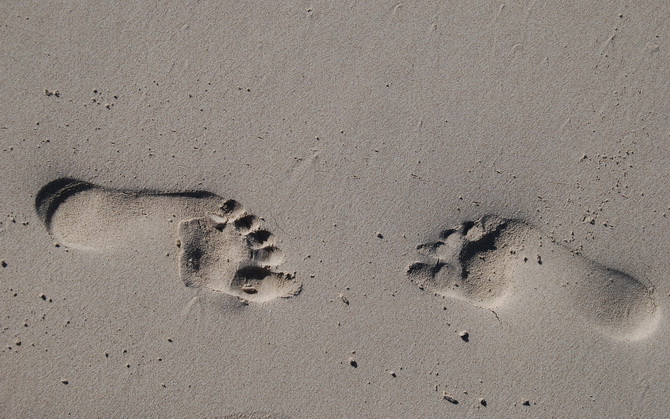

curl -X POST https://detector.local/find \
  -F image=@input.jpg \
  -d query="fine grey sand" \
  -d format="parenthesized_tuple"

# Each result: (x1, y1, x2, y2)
(2, 1, 669, 417)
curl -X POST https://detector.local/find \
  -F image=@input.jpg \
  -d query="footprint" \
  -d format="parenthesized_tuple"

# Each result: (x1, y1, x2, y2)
(35, 178, 301, 303)
(407, 216, 660, 340)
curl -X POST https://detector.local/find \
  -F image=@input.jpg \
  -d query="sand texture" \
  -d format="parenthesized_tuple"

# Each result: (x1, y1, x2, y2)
(1, 1, 670, 417)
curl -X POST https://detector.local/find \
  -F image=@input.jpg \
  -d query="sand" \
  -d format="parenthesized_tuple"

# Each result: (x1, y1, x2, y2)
(1, 1, 669, 417)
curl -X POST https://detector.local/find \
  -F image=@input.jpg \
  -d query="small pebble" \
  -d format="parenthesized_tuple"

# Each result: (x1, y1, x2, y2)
(459, 330, 470, 342)
(61, 379, 69, 385)
(349, 358, 358, 368)
(443, 393, 458, 404)
(1, 260, 7, 268)
(522, 400, 531, 406)
(479, 398, 487, 407)
(241, 284, 257, 294)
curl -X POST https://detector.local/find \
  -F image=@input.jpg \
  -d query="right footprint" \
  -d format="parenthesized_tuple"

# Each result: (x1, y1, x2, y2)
(35, 178, 301, 303)
(407, 216, 660, 340)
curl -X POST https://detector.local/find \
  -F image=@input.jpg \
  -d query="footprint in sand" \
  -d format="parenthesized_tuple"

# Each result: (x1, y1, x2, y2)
(407, 216, 660, 340)
(35, 178, 301, 303)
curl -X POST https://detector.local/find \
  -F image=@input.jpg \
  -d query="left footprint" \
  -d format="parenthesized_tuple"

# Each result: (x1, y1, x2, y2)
(35, 178, 301, 302)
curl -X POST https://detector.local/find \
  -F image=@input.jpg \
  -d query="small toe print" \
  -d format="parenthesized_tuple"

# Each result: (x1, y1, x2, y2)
(234, 214, 260, 233)
(246, 230, 274, 248)
(252, 246, 284, 267)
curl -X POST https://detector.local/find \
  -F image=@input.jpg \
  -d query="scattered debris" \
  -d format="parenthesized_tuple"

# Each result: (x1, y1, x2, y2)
(536, 254, 542, 264)
(443, 392, 458, 404)
(489, 309, 501, 323)
(522, 400, 531, 406)
(45, 89, 60, 97)
(459, 330, 470, 342)
(339, 294, 349, 305)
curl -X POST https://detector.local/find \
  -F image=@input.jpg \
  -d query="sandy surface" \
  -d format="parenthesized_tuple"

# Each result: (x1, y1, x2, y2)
(2, 1, 669, 417)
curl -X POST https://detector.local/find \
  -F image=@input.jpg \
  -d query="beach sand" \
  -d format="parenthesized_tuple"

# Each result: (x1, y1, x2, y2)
(1, 1, 669, 417)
